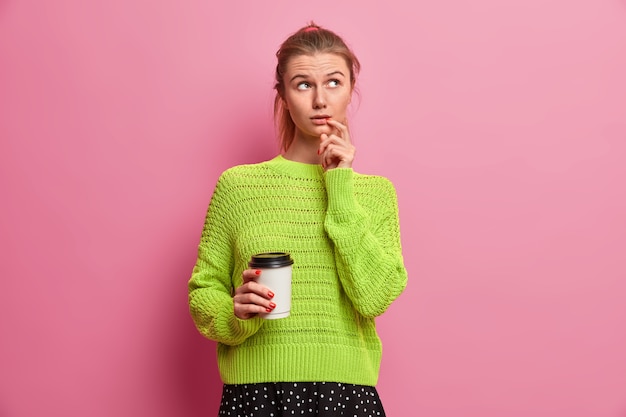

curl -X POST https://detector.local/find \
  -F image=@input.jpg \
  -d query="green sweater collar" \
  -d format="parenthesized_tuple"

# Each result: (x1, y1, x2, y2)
(268, 155, 325, 179)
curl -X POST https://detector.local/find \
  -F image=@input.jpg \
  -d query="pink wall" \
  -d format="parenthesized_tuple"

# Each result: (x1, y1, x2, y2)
(1, 1, 625, 416)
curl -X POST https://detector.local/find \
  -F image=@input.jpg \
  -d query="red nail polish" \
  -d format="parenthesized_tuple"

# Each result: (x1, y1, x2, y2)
(266, 307, 272, 312)
(269, 302, 276, 309)
(268, 291, 274, 298)
(255, 270, 261, 275)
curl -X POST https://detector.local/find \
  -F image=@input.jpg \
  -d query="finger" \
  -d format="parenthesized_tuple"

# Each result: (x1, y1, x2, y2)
(321, 140, 355, 159)
(236, 280, 274, 299)
(319, 133, 345, 157)
(234, 292, 277, 319)
(234, 303, 274, 320)
(322, 145, 341, 171)
(322, 144, 355, 171)
(326, 119, 351, 144)
(242, 268, 261, 284)
(318, 133, 329, 156)
(320, 131, 351, 150)
(234, 291, 276, 308)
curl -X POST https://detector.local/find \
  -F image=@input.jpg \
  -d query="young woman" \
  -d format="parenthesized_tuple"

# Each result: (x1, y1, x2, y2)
(189, 23, 408, 417)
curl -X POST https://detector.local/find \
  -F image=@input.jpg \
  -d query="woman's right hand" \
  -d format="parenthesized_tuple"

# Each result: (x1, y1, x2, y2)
(233, 269, 276, 320)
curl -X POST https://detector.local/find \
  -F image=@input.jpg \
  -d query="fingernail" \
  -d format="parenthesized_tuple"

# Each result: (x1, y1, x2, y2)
(266, 307, 272, 312)
(269, 302, 276, 309)
(268, 291, 274, 298)
(255, 270, 261, 275)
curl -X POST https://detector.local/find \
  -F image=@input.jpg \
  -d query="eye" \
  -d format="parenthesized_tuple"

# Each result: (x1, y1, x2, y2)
(297, 82, 311, 90)
(327, 79, 341, 88)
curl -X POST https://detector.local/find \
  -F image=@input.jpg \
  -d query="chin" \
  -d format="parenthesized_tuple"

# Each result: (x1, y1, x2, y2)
(297, 125, 331, 140)
(315, 125, 333, 135)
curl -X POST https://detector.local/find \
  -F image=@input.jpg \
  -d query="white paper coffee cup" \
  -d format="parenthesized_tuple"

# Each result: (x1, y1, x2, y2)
(249, 252, 294, 319)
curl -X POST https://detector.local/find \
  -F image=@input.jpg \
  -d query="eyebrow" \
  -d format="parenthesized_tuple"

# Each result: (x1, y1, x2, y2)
(289, 71, 346, 83)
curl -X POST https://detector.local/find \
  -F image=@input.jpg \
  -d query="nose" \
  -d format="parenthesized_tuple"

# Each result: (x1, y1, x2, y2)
(313, 88, 326, 109)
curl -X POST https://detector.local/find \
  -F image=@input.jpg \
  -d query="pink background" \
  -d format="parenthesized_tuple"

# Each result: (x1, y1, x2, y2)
(1, 0, 625, 416)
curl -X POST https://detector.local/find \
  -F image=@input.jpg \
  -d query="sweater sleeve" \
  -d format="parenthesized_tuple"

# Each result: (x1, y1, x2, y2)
(323, 168, 408, 318)
(188, 173, 263, 345)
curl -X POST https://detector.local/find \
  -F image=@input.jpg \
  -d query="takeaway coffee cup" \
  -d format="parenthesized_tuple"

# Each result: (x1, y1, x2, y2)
(249, 252, 294, 319)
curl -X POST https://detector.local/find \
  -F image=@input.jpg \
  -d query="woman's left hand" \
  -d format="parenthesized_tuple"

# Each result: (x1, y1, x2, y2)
(318, 119, 355, 171)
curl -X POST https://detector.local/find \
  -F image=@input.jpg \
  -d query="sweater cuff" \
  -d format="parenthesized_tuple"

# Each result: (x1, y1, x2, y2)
(225, 314, 264, 344)
(324, 168, 356, 215)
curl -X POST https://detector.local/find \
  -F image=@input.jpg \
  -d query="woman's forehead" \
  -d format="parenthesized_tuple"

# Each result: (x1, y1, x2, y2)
(285, 53, 350, 76)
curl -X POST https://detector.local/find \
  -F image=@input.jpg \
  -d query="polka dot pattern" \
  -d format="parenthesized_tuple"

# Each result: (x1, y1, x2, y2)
(218, 382, 386, 417)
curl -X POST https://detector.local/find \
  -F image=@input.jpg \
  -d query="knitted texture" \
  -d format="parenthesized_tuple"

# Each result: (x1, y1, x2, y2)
(188, 155, 408, 386)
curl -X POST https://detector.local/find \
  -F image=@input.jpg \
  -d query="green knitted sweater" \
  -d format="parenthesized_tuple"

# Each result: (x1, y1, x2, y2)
(188, 155, 407, 386)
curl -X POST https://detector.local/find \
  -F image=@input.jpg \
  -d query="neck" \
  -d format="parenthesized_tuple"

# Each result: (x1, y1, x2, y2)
(283, 134, 321, 164)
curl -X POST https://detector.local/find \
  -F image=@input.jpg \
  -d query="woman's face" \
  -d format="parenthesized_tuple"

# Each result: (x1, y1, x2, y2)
(282, 53, 353, 142)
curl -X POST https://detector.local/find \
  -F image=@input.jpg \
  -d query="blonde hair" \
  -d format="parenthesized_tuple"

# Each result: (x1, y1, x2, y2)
(274, 23, 361, 151)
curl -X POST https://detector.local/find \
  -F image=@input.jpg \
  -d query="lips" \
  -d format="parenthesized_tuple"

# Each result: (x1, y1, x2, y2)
(311, 115, 331, 125)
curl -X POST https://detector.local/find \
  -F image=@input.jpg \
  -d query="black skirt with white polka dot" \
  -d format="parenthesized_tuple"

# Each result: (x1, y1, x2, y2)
(218, 382, 386, 417)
